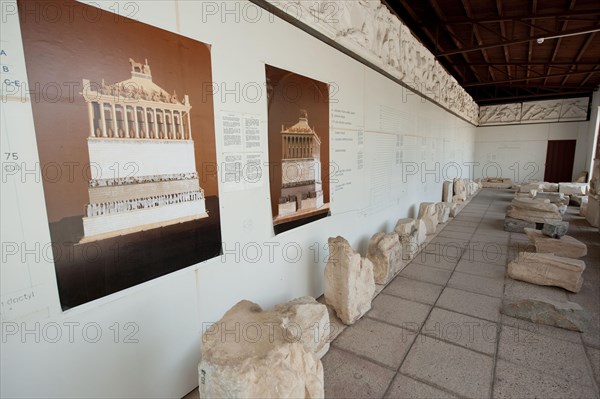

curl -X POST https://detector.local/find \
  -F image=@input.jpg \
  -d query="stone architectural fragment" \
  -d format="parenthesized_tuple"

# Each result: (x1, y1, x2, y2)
(507, 252, 585, 293)
(586, 195, 600, 228)
(452, 178, 467, 202)
(435, 202, 451, 223)
(367, 232, 404, 285)
(540, 182, 559, 192)
(442, 181, 453, 202)
(415, 219, 428, 245)
(524, 228, 587, 259)
(418, 203, 439, 234)
(501, 297, 587, 332)
(480, 177, 513, 189)
(541, 221, 569, 238)
(559, 182, 588, 196)
(580, 196, 589, 216)
(507, 198, 562, 223)
(394, 218, 423, 261)
(198, 299, 326, 399)
(394, 218, 415, 236)
(324, 236, 375, 325)
(534, 192, 568, 206)
(504, 217, 535, 233)
(449, 203, 458, 218)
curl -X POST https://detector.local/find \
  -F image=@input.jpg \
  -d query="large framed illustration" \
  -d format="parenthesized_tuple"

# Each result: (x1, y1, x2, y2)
(18, 0, 221, 309)
(266, 65, 331, 234)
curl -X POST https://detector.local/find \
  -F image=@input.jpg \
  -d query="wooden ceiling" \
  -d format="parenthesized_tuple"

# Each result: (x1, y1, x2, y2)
(384, 0, 600, 105)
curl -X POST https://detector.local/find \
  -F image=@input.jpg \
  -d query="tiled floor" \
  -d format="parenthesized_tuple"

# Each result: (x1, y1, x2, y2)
(184, 189, 600, 399)
(323, 189, 600, 399)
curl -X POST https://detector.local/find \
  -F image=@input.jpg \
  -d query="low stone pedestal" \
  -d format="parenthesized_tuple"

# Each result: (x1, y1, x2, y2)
(580, 196, 589, 216)
(524, 228, 587, 258)
(367, 232, 404, 285)
(198, 298, 326, 398)
(324, 236, 375, 325)
(507, 252, 585, 293)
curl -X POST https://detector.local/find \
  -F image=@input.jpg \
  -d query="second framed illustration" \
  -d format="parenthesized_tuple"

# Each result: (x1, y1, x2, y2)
(266, 65, 331, 234)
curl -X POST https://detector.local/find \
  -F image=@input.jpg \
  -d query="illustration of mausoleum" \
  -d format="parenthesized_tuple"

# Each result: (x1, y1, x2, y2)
(278, 110, 324, 217)
(79, 58, 207, 242)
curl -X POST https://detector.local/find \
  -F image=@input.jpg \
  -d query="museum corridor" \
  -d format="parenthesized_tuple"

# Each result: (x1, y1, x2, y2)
(319, 189, 600, 398)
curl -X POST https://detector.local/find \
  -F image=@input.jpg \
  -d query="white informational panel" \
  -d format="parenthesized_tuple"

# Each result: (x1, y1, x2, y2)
(1, 1, 477, 398)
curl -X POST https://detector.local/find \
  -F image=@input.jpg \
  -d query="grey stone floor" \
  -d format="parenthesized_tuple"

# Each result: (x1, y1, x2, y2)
(323, 189, 600, 399)
(184, 189, 599, 399)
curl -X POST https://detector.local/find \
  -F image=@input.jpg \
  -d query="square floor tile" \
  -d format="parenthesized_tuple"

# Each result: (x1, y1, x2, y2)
(400, 263, 452, 286)
(587, 346, 600, 386)
(447, 272, 504, 298)
(412, 250, 461, 270)
(500, 315, 581, 344)
(323, 347, 395, 399)
(493, 359, 599, 399)
(503, 279, 568, 302)
(498, 325, 596, 388)
(333, 317, 416, 369)
(422, 307, 497, 355)
(437, 229, 473, 241)
(385, 374, 458, 398)
(461, 247, 507, 266)
(368, 293, 431, 331)
(400, 337, 493, 398)
(436, 287, 502, 322)
(455, 259, 506, 279)
(383, 276, 443, 305)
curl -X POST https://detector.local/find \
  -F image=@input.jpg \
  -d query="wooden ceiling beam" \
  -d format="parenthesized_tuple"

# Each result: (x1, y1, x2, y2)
(544, 0, 577, 85)
(464, 70, 599, 87)
(561, 32, 596, 85)
(386, 0, 468, 82)
(460, 0, 495, 81)
(581, 65, 600, 85)
(427, 0, 483, 82)
(420, 10, 600, 25)
(436, 25, 599, 56)
(526, 0, 538, 80)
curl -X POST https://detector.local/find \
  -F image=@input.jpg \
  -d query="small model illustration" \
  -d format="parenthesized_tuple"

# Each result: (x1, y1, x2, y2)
(80, 58, 208, 242)
(277, 110, 324, 217)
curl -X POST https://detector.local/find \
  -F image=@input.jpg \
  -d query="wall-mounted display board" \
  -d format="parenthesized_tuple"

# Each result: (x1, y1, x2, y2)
(17, 0, 222, 309)
(266, 65, 331, 234)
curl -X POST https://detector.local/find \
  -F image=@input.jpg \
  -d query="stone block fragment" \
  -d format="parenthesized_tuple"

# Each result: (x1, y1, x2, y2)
(524, 228, 587, 258)
(507, 252, 585, 293)
(367, 232, 404, 285)
(198, 299, 326, 398)
(324, 236, 375, 325)
(541, 221, 569, 238)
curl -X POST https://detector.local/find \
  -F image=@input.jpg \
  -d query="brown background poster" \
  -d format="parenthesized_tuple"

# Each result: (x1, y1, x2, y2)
(18, 0, 221, 309)
(266, 65, 330, 232)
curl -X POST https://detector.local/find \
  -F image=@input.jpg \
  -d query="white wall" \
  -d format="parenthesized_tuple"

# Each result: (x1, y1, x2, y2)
(474, 118, 592, 183)
(1, 1, 476, 398)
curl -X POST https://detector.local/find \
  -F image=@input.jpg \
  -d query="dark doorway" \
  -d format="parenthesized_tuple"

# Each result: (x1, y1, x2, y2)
(544, 140, 577, 183)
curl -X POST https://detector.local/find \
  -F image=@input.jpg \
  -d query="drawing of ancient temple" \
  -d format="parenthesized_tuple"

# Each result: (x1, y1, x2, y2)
(278, 110, 324, 217)
(79, 58, 208, 243)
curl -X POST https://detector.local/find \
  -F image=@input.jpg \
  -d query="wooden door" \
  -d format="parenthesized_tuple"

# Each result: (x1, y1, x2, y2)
(544, 140, 576, 183)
